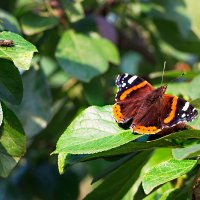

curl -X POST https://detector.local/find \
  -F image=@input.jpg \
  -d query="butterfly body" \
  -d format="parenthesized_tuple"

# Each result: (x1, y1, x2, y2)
(113, 74, 198, 134)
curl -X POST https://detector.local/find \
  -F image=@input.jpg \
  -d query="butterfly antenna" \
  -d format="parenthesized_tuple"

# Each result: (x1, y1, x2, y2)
(161, 61, 166, 85)
(169, 72, 185, 83)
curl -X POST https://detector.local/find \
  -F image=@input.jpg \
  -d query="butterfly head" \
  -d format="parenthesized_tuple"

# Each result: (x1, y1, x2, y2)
(155, 84, 167, 96)
(161, 84, 167, 93)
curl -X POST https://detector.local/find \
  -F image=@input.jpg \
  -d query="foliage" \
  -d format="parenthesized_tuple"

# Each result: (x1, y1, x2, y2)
(0, 0, 200, 199)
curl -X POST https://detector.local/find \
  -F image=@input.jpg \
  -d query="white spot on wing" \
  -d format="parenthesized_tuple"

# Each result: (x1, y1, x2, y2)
(122, 83, 126, 87)
(181, 113, 186, 118)
(128, 76, 137, 84)
(182, 102, 190, 111)
(124, 73, 128, 78)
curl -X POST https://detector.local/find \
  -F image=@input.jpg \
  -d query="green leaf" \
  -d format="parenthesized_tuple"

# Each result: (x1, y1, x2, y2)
(58, 153, 86, 174)
(149, 70, 196, 80)
(158, 39, 192, 61)
(0, 103, 26, 177)
(172, 143, 200, 160)
(58, 152, 69, 174)
(0, 31, 38, 70)
(121, 186, 135, 200)
(21, 12, 59, 35)
(84, 151, 151, 200)
(166, 82, 189, 98)
(61, 0, 84, 23)
(48, 70, 70, 87)
(92, 153, 137, 184)
(92, 36, 120, 65)
(159, 188, 178, 200)
(0, 59, 23, 104)
(152, 82, 191, 99)
(149, 0, 200, 54)
(143, 183, 173, 200)
(190, 98, 200, 109)
(0, 153, 20, 178)
(68, 129, 200, 163)
(10, 68, 52, 137)
(0, 103, 26, 156)
(54, 105, 138, 155)
(153, 19, 200, 55)
(40, 56, 70, 87)
(55, 30, 110, 82)
(40, 56, 57, 77)
(143, 182, 173, 200)
(0, 103, 2, 127)
(150, 0, 191, 37)
(144, 148, 173, 171)
(0, 9, 21, 34)
(142, 159, 197, 194)
(136, 149, 173, 199)
(189, 74, 200, 99)
(184, 0, 200, 38)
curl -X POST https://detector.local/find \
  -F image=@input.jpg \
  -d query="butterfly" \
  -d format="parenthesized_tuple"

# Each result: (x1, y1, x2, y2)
(112, 74, 198, 134)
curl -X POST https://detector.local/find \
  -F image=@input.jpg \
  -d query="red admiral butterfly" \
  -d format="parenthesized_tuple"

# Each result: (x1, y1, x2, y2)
(113, 74, 198, 134)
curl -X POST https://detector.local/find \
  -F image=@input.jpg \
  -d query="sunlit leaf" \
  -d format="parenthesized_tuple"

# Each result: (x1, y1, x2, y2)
(0, 103, 26, 177)
(56, 30, 113, 82)
(61, 0, 84, 22)
(0, 31, 37, 70)
(92, 36, 120, 65)
(172, 143, 200, 160)
(142, 159, 197, 194)
(64, 129, 200, 164)
(54, 105, 138, 155)
(144, 148, 173, 171)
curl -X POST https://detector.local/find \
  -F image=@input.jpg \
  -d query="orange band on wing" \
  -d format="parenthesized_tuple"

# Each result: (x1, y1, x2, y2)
(112, 103, 124, 122)
(164, 96, 178, 124)
(133, 125, 161, 134)
(119, 81, 147, 101)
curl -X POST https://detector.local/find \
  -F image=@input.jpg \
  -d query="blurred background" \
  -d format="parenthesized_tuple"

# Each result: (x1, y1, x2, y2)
(0, 0, 200, 199)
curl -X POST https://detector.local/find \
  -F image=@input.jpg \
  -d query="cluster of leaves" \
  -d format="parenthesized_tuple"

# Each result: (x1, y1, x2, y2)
(1, 0, 200, 199)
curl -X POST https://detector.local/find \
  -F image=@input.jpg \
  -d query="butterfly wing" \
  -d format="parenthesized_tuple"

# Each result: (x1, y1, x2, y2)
(161, 94, 198, 127)
(113, 74, 154, 123)
(131, 93, 198, 134)
(131, 91, 163, 134)
(113, 74, 198, 135)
